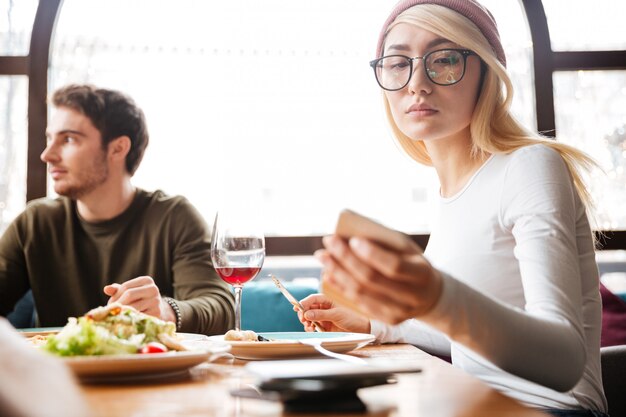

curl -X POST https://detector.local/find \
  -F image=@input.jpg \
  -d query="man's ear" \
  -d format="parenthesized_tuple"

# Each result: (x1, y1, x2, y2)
(108, 136, 131, 162)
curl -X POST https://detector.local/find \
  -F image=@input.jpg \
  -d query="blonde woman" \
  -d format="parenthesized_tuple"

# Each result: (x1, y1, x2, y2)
(299, 1, 608, 416)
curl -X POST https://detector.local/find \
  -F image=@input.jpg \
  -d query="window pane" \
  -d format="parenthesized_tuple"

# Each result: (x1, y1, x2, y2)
(543, 0, 626, 51)
(50, 0, 535, 236)
(0, 0, 38, 55)
(554, 71, 626, 229)
(483, 0, 536, 130)
(0, 76, 28, 233)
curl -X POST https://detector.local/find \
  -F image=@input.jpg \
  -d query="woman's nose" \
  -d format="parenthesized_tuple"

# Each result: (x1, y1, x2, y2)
(407, 60, 432, 95)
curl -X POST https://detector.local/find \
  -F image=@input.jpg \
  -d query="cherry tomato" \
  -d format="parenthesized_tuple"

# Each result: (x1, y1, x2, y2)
(139, 342, 168, 354)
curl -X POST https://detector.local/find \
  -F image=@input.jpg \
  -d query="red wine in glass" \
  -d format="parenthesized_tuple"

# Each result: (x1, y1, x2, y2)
(211, 212, 265, 331)
(216, 267, 262, 286)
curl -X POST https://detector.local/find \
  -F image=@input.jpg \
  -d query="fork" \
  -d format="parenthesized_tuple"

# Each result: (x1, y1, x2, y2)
(270, 274, 325, 332)
(298, 338, 368, 365)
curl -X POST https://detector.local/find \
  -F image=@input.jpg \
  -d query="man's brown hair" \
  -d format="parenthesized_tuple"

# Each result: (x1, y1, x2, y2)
(51, 84, 149, 175)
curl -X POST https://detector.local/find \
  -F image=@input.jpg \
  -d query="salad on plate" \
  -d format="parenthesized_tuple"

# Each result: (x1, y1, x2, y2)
(42, 303, 187, 356)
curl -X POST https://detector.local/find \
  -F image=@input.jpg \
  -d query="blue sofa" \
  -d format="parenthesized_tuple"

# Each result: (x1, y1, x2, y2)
(241, 279, 319, 332)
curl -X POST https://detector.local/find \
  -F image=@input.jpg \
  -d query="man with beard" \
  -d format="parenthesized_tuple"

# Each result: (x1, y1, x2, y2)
(0, 84, 234, 335)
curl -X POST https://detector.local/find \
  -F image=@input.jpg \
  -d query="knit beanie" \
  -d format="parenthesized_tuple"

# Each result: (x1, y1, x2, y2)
(376, 0, 506, 67)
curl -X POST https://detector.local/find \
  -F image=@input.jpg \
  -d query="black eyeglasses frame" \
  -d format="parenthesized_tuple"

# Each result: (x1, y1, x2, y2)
(369, 48, 478, 91)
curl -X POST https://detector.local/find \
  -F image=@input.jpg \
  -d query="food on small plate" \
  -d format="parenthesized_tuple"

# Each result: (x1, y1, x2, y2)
(26, 334, 49, 347)
(224, 329, 258, 341)
(223, 329, 270, 342)
(39, 303, 187, 356)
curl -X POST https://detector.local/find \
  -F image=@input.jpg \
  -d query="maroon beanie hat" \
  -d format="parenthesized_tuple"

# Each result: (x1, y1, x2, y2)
(376, 0, 506, 67)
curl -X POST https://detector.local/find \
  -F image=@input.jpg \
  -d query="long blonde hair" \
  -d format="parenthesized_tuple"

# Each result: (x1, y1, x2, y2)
(381, 5, 598, 219)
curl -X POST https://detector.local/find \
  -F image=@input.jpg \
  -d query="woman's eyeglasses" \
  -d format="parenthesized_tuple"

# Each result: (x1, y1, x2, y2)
(369, 48, 477, 91)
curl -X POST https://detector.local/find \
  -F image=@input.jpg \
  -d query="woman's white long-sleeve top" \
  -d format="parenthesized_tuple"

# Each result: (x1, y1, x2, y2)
(372, 144, 607, 411)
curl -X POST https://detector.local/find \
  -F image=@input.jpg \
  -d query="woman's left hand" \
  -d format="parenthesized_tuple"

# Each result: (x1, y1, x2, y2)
(316, 235, 443, 325)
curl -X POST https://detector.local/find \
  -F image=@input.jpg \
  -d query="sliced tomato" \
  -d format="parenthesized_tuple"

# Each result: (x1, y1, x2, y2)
(139, 342, 168, 354)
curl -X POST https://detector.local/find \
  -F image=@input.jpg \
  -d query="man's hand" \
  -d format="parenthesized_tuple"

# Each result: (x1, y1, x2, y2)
(103, 276, 175, 323)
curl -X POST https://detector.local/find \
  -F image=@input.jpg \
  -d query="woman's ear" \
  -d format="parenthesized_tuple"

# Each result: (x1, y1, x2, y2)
(108, 135, 131, 162)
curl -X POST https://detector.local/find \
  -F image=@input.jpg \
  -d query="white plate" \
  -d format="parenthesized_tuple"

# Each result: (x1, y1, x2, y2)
(63, 349, 212, 378)
(22, 331, 230, 379)
(209, 332, 375, 360)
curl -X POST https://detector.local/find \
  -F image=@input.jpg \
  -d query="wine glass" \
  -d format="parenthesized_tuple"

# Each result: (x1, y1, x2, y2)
(210, 211, 265, 331)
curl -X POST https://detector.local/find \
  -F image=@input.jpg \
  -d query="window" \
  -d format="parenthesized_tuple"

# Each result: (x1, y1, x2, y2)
(542, 0, 626, 51)
(4, 1, 626, 246)
(0, 77, 28, 233)
(48, 0, 534, 236)
(543, 0, 626, 232)
(554, 71, 626, 229)
(0, 0, 38, 232)
(0, 1, 38, 55)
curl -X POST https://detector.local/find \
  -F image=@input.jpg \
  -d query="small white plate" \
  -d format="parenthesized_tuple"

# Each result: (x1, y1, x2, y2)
(209, 332, 375, 360)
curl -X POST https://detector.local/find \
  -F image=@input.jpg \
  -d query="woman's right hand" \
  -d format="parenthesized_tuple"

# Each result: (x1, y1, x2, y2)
(297, 293, 371, 334)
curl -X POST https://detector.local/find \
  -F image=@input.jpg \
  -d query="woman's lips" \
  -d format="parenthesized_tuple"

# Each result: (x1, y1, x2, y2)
(407, 104, 438, 117)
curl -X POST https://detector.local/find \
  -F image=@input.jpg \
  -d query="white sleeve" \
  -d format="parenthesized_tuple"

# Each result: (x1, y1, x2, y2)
(370, 319, 451, 357)
(0, 318, 90, 417)
(419, 146, 588, 392)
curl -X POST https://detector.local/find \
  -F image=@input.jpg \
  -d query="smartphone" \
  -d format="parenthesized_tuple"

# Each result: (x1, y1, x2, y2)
(230, 379, 375, 413)
(334, 209, 418, 253)
(322, 209, 420, 313)
(233, 359, 420, 412)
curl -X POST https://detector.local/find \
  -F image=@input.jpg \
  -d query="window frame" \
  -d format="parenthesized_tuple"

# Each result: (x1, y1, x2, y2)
(3, 0, 626, 253)
(0, 0, 59, 203)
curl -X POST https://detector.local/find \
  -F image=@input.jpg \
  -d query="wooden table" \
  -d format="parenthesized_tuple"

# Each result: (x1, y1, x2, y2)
(81, 344, 548, 417)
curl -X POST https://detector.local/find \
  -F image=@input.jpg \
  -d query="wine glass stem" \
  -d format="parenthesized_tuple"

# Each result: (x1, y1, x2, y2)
(234, 285, 243, 331)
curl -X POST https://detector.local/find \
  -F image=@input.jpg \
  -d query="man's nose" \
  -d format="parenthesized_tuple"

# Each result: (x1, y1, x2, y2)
(40, 142, 58, 163)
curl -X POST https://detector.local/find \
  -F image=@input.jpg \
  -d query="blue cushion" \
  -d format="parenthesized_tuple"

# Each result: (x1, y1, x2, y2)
(240, 280, 319, 332)
(7, 290, 36, 328)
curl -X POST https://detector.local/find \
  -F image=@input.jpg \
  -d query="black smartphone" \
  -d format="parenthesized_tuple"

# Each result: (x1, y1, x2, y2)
(231, 375, 394, 413)
(231, 359, 421, 413)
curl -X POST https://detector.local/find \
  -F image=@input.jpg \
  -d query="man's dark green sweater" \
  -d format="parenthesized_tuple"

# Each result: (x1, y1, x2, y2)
(0, 189, 234, 335)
